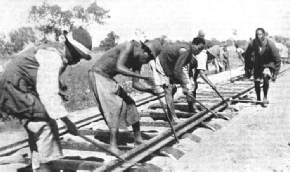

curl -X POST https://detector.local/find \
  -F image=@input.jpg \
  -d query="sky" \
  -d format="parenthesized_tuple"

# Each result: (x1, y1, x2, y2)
(1, 0, 290, 46)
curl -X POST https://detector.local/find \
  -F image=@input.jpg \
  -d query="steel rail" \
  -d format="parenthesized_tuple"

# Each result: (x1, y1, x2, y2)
(0, 92, 165, 156)
(96, 67, 290, 172)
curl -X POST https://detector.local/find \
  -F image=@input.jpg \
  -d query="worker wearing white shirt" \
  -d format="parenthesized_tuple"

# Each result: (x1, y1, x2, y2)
(0, 27, 92, 171)
(235, 44, 245, 64)
(188, 45, 220, 112)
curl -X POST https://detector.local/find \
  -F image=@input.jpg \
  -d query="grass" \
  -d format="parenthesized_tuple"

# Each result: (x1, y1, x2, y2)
(0, 49, 244, 112)
(61, 51, 153, 111)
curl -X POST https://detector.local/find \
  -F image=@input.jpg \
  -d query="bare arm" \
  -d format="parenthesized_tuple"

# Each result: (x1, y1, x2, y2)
(269, 41, 281, 76)
(116, 42, 149, 80)
(132, 65, 154, 93)
(59, 64, 68, 91)
(188, 54, 197, 78)
(174, 48, 190, 88)
(199, 69, 214, 87)
(244, 42, 253, 71)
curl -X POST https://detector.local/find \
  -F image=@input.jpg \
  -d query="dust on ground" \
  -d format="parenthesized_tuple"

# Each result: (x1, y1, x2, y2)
(1, 66, 289, 172)
(147, 66, 290, 172)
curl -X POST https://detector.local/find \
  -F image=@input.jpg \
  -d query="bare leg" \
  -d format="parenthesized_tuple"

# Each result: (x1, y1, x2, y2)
(132, 121, 143, 146)
(164, 84, 180, 123)
(34, 163, 52, 172)
(34, 163, 61, 172)
(109, 127, 122, 155)
(263, 74, 270, 104)
(188, 84, 199, 113)
(254, 81, 261, 102)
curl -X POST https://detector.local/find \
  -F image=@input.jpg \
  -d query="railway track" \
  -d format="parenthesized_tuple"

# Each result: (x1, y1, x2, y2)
(2, 66, 289, 172)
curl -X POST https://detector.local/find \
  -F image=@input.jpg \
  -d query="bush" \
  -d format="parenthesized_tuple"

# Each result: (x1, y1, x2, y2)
(99, 31, 119, 51)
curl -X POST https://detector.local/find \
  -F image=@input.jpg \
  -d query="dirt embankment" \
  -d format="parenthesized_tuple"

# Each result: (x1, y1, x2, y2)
(147, 66, 290, 172)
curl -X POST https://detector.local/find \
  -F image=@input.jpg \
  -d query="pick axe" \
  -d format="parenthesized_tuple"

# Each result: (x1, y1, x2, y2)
(64, 119, 126, 161)
(157, 94, 179, 143)
(211, 86, 239, 111)
(78, 133, 126, 162)
(187, 94, 230, 120)
(211, 86, 229, 107)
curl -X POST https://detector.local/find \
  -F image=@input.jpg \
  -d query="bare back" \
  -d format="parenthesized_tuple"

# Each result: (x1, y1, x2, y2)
(92, 41, 141, 78)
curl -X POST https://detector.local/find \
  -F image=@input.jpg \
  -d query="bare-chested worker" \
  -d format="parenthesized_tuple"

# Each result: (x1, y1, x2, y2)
(245, 28, 281, 107)
(88, 40, 161, 155)
(149, 38, 205, 123)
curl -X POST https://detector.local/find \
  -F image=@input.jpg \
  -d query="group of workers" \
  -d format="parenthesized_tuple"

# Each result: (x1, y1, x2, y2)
(0, 27, 281, 171)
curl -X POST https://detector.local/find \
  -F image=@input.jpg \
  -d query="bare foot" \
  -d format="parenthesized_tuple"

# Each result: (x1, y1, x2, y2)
(108, 147, 125, 156)
(263, 98, 269, 104)
(134, 140, 145, 147)
(172, 118, 183, 125)
(134, 136, 144, 145)
(188, 107, 201, 113)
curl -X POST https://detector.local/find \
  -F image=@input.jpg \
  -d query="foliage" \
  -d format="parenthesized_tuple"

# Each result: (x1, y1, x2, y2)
(273, 35, 289, 44)
(8, 27, 37, 53)
(234, 40, 248, 49)
(0, 36, 14, 58)
(210, 38, 222, 46)
(28, 0, 110, 41)
(155, 35, 168, 45)
(99, 31, 120, 51)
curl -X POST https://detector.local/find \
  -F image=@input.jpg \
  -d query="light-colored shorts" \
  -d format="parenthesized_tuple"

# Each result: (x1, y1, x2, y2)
(149, 57, 193, 93)
(254, 68, 273, 81)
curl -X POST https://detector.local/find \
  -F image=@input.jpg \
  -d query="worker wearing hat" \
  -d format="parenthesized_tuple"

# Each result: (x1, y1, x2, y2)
(198, 30, 205, 39)
(188, 43, 220, 112)
(0, 27, 92, 171)
(88, 39, 159, 155)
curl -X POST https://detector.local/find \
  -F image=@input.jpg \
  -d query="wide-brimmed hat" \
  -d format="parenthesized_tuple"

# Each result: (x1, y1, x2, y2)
(64, 27, 92, 60)
(198, 30, 205, 38)
(144, 40, 162, 57)
(140, 41, 157, 60)
(207, 45, 220, 59)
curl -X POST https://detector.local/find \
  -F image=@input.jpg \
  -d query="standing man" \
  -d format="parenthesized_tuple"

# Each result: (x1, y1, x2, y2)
(195, 30, 212, 49)
(220, 45, 230, 71)
(245, 28, 281, 106)
(0, 27, 92, 171)
(188, 44, 220, 112)
(88, 40, 158, 155)
(149, 38, 205, 120)
(235, 43, 245, 64)
(197, 30, 205, 39)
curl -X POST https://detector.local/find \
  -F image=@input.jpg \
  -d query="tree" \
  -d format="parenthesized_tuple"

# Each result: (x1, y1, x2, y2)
(28, 0, 110, 41)
(273, 35, 289, 44)
(9, 27, 37, 53)
(0, 34, 14, 58)
(210, 38, 221, 46)
(155, 35, 168, 45)
(99, 31, 119, 51)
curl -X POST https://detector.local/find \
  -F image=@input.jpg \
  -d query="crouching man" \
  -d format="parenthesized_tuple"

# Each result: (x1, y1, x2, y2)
(149, 38, 206, 123)
(88, 40, 159, 155)
(188, 44, 220, 112)
(0, 27, 93, 171)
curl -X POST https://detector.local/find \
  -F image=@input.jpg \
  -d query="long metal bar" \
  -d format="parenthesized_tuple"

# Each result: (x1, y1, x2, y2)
(157, 95, 179, 143)
(0, 92, 166, 157)
(96, 84, 258, 172)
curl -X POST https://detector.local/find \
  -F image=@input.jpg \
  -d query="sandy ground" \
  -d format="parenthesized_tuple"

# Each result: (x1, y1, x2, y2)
(1, 66, 290, 172)
(147, 67, 290, 172)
